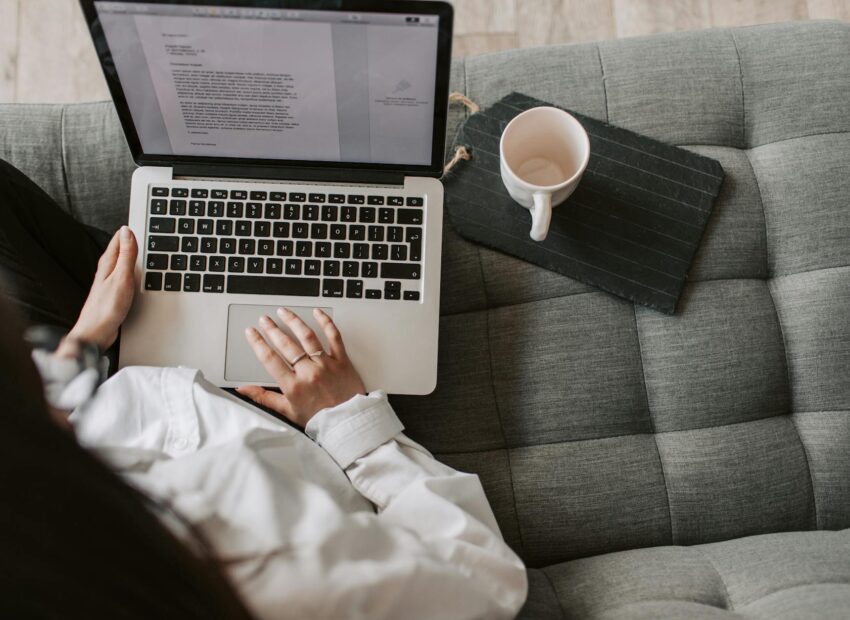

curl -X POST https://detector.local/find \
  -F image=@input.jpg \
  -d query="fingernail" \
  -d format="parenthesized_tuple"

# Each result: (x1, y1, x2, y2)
(277, 307, 293, 317)
(120, 226, 131, 241)
(244, 327, 255, 337)
(260, 315, 273, 326)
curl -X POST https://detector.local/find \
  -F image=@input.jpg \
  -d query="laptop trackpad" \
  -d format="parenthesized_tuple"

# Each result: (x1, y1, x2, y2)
(225, 304, 334, 383)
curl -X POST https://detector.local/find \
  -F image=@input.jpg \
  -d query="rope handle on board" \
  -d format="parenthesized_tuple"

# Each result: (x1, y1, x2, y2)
(443, 92, 481, 174)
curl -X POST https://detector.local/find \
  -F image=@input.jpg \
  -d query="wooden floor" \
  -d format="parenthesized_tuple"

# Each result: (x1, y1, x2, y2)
(1, 0, 849, 103)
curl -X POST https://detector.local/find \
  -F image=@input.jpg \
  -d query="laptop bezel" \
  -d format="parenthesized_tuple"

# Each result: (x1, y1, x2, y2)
(79, 0, 454, 179)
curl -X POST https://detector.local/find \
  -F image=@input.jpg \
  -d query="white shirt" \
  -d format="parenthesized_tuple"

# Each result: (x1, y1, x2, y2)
(68, 367, 528, 619)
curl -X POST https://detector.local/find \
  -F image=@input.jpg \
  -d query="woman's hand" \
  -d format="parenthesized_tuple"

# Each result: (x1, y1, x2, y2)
(237, 307, 366, 427)
(66, 226, 138, 351)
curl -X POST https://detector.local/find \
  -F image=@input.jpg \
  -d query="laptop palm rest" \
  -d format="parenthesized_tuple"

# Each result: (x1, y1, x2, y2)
(225, 304, 333, 383)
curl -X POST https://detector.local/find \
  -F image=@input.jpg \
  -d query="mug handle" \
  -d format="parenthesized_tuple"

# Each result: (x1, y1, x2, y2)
(530, 192, 552, 241)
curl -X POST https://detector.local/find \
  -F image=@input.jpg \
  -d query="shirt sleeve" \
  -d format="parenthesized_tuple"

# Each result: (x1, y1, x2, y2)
(298, 392, 529, 619)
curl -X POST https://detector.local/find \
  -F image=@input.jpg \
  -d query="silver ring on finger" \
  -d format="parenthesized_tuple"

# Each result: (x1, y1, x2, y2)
(308, 350, 325, 358)
(288, 352, 308, 366)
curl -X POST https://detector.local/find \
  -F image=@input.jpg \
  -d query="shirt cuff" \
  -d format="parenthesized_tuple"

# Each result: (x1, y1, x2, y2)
(305, 390, 403, 469)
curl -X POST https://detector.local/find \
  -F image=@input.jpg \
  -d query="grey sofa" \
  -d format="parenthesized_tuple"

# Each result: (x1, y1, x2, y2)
(2, 20, 849, 620)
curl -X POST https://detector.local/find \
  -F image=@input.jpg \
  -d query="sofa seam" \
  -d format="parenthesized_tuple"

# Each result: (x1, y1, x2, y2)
(632, 304, 674, 545)
(696, 547, 734, 611)
(595, 42, 610, 124)
(730, 31, 746, 149)
(539, 566, 568, 620)
(738, 580, 850, 609)
(58, 105, 75, 219)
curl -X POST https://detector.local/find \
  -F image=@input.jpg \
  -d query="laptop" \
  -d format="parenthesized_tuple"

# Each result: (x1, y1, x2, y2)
(80, 0, 453, 395)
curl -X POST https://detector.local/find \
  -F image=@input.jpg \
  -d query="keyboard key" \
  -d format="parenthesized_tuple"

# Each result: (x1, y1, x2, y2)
(367, 195, 385, 205)
(228, 257, 245, 273)
(387, 196, 403, 206)
(191, 188, 209, 199)
(385, 281, 401, 293)
(303, 204, 319, 221)
(330, 225, 346, 240)
(201, 237, 219, 254)
(149, 217, 175, 233)
(323, 261, 340, 277)
(273, 222, 290, 238)
(388, 226, 403, 242)
(151, 187, 169, 197)
(203, 274, 225, 293)
(151, 199, 167, 214)
(227, 202, 244, 218)
(216, 220, 233, 236)
(146, 253, 168, 270)
(409, 239, 422, 262)
(145, 272, 163, 290)
(366, 289, 381, 299)
(341, 207, 357, 222)
(169, 200, 187, 216)
(164, 273, 182, 291)
(296, 241, 312, 257)
(148, 236, 178, 252)
(349, 225, 365, 241)
(190, 256, 207, 271)
(239, 239, 256, 255)
(265, 203, 281, 219)
(227, 276, 320, 297)
(346, 279, 364, 298)
(220, 238, 237, 254)
(284, 204, 301, 220)
(189, 201, 205, 216)
(368, 226, 384, 242)
(322, 279, 344, 298)
(378, 208, 394, 224)
(230, 190, 247, 199)
(181, 237, 199, 253)
(247, 258, 264, 274)
(359, 207, 375, 223)
(235, 221, 252, 236)
(258, 239, 274, 255)
(315, 242, 331, 258)
(398, 209, 423, 225)
(208, 201, 225, 217)
(309, 193, 326, 202)
(289, 192, 306, 202)
(270, 191, 286, 201)
(254, 221, 270, 237)
(381, 262, 421, 279)
(404, 290, 421, 301)
(171, 254, 188, 271)
(209, 256, 226, 272)
(406, 197, 424, 207)
(311, 223, 328, 239)
(353, 243, 369, 259)
(178, 218, 195, 234)
(322, 205, 338, 221)
(406, 227, 422, 242)
(277, 240, 294, 256)
(292, 223, 309, 239)
(334, 242, 351, 259)
(285, 259, 302, 275)
(362, 262, 378, 278)
(348, 194, 365, 204)
(343, 261, 359, 278)
(305, 260, 321, 276)
(198, 219, 214, 235)
(183, 273, 201, 292)
(392, 244, 408, 261)
(384, 289, 400, 300)
(328, 194, 345, 204)
(250, 191, 268, 201)
(211, 189, 228, 199)
(266, 258, 283, 274)
(171, 188, 189, 198)
(246, 203, 262, 218)
(372, 244, 388, 260)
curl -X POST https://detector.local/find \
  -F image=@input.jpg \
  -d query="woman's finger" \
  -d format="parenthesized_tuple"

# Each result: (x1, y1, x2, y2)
(113, 226, 138, 278)
(277, 307, 325, 357)
(258, 315, 307, 367)
(244, 327, 294, 388)
(313, 308, 347, 359)
(236, 385, 293, 418)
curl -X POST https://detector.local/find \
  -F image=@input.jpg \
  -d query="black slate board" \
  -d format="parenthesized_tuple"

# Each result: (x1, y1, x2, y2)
(444, 92, 725, 314)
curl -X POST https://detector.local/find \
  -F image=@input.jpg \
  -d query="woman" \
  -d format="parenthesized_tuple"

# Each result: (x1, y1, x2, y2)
(0, 158, 528, 619)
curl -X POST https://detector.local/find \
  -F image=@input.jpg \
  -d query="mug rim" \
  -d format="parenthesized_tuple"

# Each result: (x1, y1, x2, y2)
(499, 106, 591, 191)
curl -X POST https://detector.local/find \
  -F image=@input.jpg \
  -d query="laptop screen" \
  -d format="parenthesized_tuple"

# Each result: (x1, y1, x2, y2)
(92, 2, 445, 168)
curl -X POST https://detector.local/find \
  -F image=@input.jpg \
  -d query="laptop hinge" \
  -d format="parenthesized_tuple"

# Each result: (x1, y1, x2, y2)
(172, 163, 406, 186)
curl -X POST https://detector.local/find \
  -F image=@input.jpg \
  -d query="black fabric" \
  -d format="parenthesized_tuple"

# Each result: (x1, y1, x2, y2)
(0, 158, 109, 330)
(444, 92, 725, 314)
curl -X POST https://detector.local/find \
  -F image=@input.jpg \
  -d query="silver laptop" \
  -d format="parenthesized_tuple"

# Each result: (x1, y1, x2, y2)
(82, 0, 454, 394)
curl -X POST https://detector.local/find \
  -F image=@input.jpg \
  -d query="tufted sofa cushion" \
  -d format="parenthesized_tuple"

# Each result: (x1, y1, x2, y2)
(1, 20, 848, 620)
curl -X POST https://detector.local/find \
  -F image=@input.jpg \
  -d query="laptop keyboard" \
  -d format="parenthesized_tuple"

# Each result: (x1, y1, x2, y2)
(143, 185, 425, 301)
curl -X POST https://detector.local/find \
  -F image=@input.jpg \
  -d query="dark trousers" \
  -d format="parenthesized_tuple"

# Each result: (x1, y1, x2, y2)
(0, 158, 111, 331)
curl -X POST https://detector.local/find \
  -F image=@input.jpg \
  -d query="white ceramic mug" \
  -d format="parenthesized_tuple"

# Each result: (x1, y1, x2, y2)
(499, 106, 590, 241)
